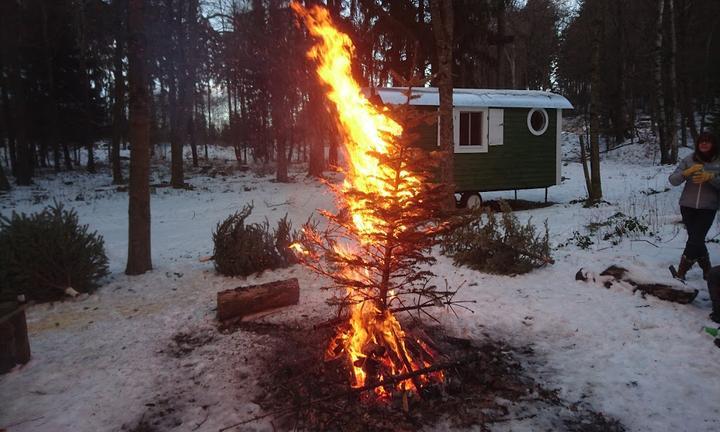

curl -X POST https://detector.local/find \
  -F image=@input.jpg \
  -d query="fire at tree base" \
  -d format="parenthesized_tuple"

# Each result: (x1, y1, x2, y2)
(230, 320, 625, 431)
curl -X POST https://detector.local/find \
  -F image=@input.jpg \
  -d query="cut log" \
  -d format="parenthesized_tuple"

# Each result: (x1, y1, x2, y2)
(217, 278, 300, 321)
(0, 302, 31, 374)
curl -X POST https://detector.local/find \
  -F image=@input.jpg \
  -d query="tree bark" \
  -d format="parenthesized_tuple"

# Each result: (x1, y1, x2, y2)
(588, 12, 603, 203)
(77, 2, 95, 173)
(307, 87, 325, 178)
(205, 82, 211, 158)
(217, 278, 300, 321)
(126, 0, 153, 275)
(185, 0, 199, 168)
(11, 58, 31, 186)
(430, 0, 455, 209)
(0, 55, 17, 178)
(666, 0, 678, 163)
(495, 0, 507, 89)
(0, 163, 9, 191)
(169, 0, 185, 189)
(40, 1, 61, 172)
(654, 0, 669, 164)
(579, 135, 592, 198)
(111, 0, 126, 185)
(269, 0, 289, 183)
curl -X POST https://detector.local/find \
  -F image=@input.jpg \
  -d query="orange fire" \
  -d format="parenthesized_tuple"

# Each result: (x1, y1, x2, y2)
(291, 2, 442, 397)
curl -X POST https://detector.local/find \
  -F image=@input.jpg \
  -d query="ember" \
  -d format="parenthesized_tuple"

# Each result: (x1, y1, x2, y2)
(290, 1, 457, 399)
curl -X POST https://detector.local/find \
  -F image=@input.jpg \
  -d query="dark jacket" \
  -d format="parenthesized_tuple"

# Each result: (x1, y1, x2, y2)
(669, 154, 720, 209)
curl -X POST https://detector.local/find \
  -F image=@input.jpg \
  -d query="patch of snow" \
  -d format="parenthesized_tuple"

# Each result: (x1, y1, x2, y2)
(1, 138, 719, 431)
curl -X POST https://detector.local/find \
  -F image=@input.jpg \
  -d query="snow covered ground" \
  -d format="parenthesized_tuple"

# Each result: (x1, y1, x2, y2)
(1, 134, 719, 432)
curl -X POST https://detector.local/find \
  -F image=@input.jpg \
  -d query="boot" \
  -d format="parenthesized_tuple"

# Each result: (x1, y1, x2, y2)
(676, 255, 695, 280)
(698, 255, 712, 280)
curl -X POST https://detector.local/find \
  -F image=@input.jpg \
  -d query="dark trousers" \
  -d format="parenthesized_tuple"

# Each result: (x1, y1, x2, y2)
(706, 266, 720, 314)
(680, 206, 716, 260)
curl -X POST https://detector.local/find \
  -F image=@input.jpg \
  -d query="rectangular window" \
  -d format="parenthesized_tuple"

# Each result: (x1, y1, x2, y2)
(459, 112, 483, 146)
(453, 108, 488, 153)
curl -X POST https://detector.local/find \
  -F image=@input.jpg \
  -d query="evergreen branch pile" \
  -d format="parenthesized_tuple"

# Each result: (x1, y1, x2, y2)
(213, 204, 299, 277)
(0, 202, 109, 302)
(442, 201, 552, 275)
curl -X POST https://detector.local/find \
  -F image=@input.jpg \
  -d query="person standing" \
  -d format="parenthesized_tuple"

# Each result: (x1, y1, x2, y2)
(668, 132, 720, 280)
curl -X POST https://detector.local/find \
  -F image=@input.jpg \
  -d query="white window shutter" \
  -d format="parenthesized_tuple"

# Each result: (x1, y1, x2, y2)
(488, 109, 504, 146)
(453, 110, 460, 147)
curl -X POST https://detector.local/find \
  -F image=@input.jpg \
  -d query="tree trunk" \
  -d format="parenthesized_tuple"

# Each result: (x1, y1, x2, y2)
(676, 0, 696, 144)
(62, 142, 73, 170)
(77, 3, 95, 173)
(654, 0, 669, 164)
(185, 0, 199, 168)
(589, 13, 603, 204)
(11, 61, 31, 186)
(579, 135, 592, 198)
(205, 82, 211, 159)
(307, 88, 325, 178)
(666, 0, 678, 163)
(495, 0, 506, 89)
(430, 0, 455, 209)
(170, 0, 185, 189)
(0, 163, 9, 191)
(0, 59, 17, 178)
(40, 2, 61, 172)
(126, 0, 153, 275)
(111, 0, 126, 185)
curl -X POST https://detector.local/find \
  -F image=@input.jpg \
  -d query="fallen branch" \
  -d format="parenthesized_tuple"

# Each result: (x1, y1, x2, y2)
(630, 239, 659, 248)
(264, 199, 292, 208)
(312, 300, 475, 330)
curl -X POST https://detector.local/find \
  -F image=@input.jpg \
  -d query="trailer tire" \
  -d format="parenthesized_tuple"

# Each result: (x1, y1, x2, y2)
(460, 193, 483, 209)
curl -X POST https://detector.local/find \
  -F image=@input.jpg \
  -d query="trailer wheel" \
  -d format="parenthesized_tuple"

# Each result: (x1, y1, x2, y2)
(460, 193, 483, 209)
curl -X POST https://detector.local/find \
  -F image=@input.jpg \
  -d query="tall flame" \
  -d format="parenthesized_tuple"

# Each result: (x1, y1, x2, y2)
(290, 1, 412, 238)
(291, 2, 441, 397)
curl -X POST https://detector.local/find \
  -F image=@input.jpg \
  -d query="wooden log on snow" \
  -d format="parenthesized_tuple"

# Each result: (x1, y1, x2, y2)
(0, 302, 31, 374)
(217, 278, 300, 321)
(577, 265, 698, 304)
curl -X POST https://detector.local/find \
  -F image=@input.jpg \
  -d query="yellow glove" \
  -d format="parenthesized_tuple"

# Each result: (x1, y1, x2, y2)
(692, 171, 715, 184)
(683, 164, 704, 177)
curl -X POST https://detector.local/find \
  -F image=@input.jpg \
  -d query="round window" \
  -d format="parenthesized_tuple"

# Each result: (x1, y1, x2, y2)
(527, 108, 549, 136)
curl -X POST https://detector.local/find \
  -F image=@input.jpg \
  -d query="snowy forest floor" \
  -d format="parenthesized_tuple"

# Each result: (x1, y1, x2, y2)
(1, 131, 720, 432)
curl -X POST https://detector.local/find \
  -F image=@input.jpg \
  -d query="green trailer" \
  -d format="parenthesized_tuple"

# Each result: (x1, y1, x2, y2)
(371, 87, 573, 207)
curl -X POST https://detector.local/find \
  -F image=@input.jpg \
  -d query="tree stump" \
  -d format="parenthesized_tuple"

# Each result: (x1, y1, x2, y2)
(0, 302, 31, 374)
(217, 278, 300, 321)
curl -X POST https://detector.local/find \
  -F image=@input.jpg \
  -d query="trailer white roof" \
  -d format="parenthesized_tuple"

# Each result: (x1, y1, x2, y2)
(369, 87, 573, 109)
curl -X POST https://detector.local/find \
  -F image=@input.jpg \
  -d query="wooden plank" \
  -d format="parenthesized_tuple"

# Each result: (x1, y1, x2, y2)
(0, 303, 31, 374)
(217, 278, 300, 321)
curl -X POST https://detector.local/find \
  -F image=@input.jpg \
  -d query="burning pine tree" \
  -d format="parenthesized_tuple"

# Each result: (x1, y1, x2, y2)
(290, 2, 462, 399)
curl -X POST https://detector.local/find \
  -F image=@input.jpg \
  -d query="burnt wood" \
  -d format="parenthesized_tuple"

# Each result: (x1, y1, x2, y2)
(217, 278, 300, 321)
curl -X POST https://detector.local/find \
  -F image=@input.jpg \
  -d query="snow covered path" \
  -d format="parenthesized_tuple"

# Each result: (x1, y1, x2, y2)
(1, 141, 720, 431)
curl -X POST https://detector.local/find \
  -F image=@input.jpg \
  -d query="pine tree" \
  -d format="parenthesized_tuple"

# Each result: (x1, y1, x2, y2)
(296, 84, 458, 333)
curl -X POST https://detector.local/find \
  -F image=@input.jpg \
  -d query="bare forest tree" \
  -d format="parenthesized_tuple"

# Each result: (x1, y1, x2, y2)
(430, 0, 455, 209)
(126, 0, 152, 275)
(3, 0, 720, 198)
